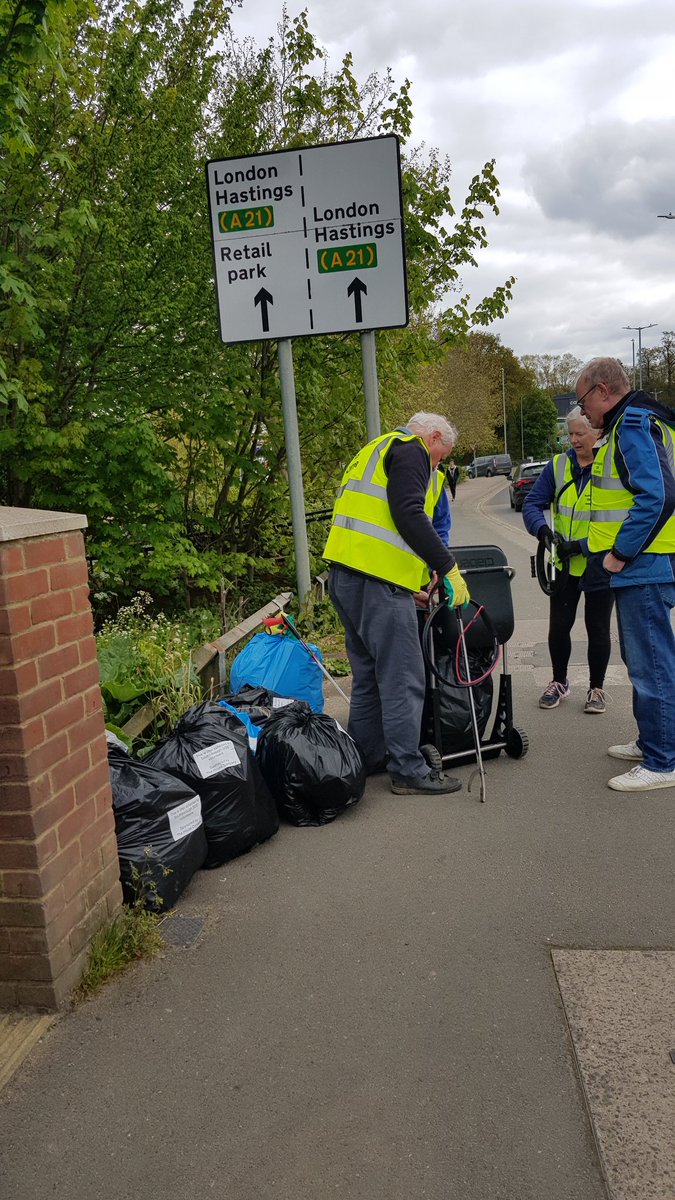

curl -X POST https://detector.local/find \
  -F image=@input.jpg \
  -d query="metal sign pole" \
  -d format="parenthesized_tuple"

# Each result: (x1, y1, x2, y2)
(361, 330, 381, 441)
(278, 338, 312, 606)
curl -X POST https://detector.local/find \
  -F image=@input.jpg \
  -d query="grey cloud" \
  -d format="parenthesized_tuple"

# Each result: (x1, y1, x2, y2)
(229, 2, 675, 358)
(523, 118, 675, 239)
(313, 0, 673, 84)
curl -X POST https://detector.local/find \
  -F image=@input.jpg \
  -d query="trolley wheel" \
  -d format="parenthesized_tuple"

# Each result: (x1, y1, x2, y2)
(505, 727, 529, 759)
(420, 743, 443, 773)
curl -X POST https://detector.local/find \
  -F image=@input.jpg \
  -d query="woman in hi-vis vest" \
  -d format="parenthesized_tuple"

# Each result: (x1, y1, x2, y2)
(522, 407, 614, 714)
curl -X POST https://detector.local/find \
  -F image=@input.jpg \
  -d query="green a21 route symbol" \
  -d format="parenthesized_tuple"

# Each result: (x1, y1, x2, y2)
(317, 243, 377, 273)
(219, 206, 274, 233)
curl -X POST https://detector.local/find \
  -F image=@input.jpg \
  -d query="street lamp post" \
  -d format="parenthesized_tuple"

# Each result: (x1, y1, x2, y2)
(520, 395, 525, 459)
(623, 323, 657, 390)
(501, 368, 508, 455)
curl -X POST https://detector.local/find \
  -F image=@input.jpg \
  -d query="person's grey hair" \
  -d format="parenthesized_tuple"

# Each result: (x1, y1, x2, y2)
(407, 411, 458, 449)
(575, 357, 630, 394)
(566, 405, 593, 429)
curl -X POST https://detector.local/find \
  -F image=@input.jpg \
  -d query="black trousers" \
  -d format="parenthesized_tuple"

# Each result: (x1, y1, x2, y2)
(549, 572, 615, 689)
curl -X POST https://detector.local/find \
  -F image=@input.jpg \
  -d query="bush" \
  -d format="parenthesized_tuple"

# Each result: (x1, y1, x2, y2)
(96, 593, 222, 742)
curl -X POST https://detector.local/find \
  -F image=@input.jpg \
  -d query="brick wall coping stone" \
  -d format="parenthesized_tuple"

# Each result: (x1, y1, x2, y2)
(0, 507, 88, 543)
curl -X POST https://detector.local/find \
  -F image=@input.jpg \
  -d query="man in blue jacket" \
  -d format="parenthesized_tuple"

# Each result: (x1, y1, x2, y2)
(577, 356, 675, 791)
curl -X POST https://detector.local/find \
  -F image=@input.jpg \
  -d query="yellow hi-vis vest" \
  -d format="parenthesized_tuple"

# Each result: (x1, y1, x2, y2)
(588, 415, 675, 552)
(552, 453, 590, 577)
(323, 431, 441, 590)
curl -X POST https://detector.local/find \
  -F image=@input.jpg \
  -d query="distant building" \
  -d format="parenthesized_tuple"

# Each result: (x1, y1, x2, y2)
(552, 394, 576, 449)
(552, 392, 577, 417)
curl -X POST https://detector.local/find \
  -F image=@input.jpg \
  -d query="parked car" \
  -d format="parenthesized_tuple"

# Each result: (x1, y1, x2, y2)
(509, 460, 550, 512)
(466, 453, 513, 479)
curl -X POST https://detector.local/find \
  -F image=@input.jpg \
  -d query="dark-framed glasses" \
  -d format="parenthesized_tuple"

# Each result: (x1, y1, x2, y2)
(577, 383, 599, 407)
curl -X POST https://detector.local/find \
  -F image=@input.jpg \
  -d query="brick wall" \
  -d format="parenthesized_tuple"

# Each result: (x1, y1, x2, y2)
(0, 513, 122, 1009)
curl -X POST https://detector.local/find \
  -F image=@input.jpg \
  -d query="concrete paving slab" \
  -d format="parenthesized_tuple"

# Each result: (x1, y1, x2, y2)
(553, 950, 675, 1200)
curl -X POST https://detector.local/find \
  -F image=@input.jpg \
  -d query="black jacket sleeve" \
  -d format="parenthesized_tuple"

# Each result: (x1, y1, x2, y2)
(385, 439, 455, 578)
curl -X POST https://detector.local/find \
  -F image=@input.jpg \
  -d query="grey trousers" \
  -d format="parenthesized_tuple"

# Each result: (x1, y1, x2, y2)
(327, 565, 429, 780)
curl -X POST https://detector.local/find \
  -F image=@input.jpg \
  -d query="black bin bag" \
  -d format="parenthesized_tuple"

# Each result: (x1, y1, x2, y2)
(257, 708, 366, 827)
(145, 702, 279, 868)
(221, 685, 310, 727)
(108, 747, 207, 910)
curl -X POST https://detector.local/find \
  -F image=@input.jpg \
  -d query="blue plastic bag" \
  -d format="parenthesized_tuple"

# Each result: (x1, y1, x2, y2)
(229, 632, 324, 713)
(217, 701, 263, 753)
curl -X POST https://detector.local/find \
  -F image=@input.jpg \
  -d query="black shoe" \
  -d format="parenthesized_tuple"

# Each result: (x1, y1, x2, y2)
(390, 771, 461, 795)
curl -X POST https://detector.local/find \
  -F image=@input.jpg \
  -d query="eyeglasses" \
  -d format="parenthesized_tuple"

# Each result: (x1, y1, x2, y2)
(577, 383, 599, 407)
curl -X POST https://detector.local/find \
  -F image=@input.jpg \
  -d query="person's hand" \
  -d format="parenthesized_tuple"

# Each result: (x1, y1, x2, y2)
(603, 551, 625, 574)
(537, 525, 555, 551)
(557, 539, 582, 561)
(413, 572, 438, 607)
(444, 564, 470, 608)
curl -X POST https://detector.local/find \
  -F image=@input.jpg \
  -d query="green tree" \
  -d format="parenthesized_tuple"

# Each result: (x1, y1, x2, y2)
(519, 353, 581, 396)
(519, 389, 558, 459)
(660, 331, 675, 404)
(394, 331, 533, 462)
(1, 1, 516, 611)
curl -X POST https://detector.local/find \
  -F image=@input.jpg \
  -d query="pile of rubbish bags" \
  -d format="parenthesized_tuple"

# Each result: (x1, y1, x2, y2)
(107, 628, 365, 911)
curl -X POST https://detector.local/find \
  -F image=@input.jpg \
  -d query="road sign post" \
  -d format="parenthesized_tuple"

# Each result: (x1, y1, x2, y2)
(206, 135, 408, 605)
(278, 338, 311, 605)
(361, 331, 381, 442)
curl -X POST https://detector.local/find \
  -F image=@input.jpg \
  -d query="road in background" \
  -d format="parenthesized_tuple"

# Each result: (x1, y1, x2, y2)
(1, 477, 672, 1200)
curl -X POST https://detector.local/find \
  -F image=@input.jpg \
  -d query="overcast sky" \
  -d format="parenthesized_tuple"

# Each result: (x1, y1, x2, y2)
(229, 0, 675, 365)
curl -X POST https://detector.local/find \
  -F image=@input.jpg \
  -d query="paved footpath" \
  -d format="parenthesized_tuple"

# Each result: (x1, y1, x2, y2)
(0, 478, 673, 1200)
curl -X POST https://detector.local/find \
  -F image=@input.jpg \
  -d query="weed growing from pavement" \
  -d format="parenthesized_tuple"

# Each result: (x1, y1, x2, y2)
(74, 856, 166, 1001)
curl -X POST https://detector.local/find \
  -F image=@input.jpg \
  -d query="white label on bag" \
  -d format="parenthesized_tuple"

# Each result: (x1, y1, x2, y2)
(168, 795, 202, 841)
(272, 696, 294, 709)
(248, 734, 258, 753)
(193, 740, 240, 778)
(333, 718, 355, 742)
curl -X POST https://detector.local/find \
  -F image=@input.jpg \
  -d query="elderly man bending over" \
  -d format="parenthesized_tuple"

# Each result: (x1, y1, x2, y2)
(323, 412, 469, 796)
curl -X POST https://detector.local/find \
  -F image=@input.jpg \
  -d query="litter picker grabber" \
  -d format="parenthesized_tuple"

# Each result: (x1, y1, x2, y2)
(531, 488, 573, 596)
(455, 605, 487, 803)
(261, 610, 351, 704)
(423, 584, 498, 802)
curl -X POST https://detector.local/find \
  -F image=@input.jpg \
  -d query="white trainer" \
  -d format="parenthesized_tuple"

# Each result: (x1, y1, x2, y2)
(608, 764, 675, 792)
(607, 740, 643, 761)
